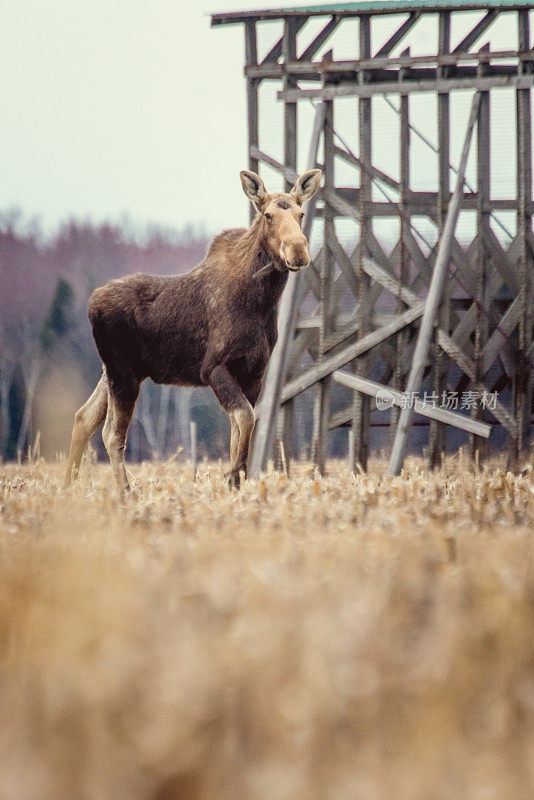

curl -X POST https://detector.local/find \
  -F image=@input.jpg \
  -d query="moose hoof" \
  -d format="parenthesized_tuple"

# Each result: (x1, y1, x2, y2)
(225, 468, 242, 490)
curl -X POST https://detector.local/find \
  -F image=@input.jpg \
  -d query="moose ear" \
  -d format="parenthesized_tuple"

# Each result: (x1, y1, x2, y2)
(290, 169, 322, 204)
(239, 170, 268, 209)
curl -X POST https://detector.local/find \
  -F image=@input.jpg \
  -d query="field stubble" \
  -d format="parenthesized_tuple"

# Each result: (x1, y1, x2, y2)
(1, 454, 534, 800)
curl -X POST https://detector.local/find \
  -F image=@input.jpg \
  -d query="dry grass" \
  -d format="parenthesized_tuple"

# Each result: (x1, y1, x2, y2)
(1, 454, 534, 800)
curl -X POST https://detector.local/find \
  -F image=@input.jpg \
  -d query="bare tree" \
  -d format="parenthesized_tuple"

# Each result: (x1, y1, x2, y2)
(15, 317, 42, 455)
(0, 326, 17, 458)
(155, 384, 172, 457)
(173, 387, 193, 457)
(136, 385, 158, 457)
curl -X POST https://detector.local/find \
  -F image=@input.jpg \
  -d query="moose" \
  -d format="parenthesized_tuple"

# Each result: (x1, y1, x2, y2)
(64, 168, 322, 490)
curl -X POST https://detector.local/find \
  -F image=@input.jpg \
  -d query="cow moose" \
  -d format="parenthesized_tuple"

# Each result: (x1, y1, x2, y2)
(64, 168, 322, 490)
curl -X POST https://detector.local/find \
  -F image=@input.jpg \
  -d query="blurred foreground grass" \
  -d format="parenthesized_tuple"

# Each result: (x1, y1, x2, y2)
(1, 455, 534, 800)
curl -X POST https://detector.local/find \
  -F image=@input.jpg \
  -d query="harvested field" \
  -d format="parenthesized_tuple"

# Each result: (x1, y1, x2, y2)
(1, 455, 534, 800)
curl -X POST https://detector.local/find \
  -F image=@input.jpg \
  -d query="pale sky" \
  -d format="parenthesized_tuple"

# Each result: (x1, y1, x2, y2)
(0, 1, 522, 238)
(0, 0, 313, 236)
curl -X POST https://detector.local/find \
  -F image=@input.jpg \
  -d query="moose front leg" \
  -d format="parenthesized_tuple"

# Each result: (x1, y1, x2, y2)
(202, 364, 255, 488)
(102, 387, 139, 492)
(229, 414, 240, 467)
(229, 404, 256, 488)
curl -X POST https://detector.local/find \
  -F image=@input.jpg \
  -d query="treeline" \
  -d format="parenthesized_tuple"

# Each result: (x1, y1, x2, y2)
(0, 214, 233, 462)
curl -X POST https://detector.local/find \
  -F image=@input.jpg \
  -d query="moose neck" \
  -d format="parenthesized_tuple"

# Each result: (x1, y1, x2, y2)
(256, 258, 289, 309)
(236, 217, 290, 308)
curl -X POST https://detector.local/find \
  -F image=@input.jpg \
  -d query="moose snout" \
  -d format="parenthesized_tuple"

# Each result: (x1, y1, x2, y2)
(280, 238, 311, 271)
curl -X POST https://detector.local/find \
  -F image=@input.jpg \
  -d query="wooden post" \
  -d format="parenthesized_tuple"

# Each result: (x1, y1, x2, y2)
(274, 403, 293, 476)
(190, 420, 197, 482)
(350, 15, 372, 473)
(470, 44, 491, 462)
(389, 92, 481, 476)
(391, 48, 411, 443)
(348, 428, 355, 473)
(313, 95, 335, 475)
(276, 18, 300, 472)
(245, 21, 259, 226)
(429, 11, 451, 468)
(283, 18, 298, 194)
(513, 9, 533, 463)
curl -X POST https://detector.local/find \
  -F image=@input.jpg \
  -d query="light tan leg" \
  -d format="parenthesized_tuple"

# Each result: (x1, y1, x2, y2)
(227, 401, 255, 487)
(201, 362, 255, 489)
(102, 392, 137, 492)
(229, 414, 239, 465)
(64, 373, 108, 486)
(234, 402, 255, 473)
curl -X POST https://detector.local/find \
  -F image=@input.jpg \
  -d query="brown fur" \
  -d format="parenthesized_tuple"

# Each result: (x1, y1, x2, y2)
(64, 169, 322, 489)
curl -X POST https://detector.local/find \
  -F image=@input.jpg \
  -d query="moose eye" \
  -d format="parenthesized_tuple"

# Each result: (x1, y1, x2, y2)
(264, 212, 272, 221)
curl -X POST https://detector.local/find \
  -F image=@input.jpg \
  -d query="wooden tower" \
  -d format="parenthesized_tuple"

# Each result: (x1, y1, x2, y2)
(211, 0, 534, 475)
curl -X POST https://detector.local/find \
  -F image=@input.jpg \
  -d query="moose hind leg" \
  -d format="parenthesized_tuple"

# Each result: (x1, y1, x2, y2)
(203, 364, 255, 488)
(64, 373, 108, 486)
(102, 387, 139, 492)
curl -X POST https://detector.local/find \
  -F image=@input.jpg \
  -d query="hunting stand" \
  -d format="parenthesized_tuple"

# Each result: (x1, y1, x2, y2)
(212, 0, 534, 475)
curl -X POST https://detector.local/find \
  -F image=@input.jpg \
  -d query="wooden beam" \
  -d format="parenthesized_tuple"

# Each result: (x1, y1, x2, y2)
(286, 329, 317, 375)
(279, 302, 425, 404)
(260, 17, 306, 65)
(437, 331, 518, 436)
(326, 232, 359, 297)
(451, 9, 498, 54)
(249, 144, 297, 183)
(211, 7, 534, 27)
(450, 260, 514, 353)
(317, 193, 526, 216)
(247, 49, 534, 79)
(329, 401, 379, 431)
(278, 75, 534, 101)
(261, 36, 284, 66)
(389, 92, 481, 476)
(323, 189, 360, 220)
(482, 297, 521, 374)
(374, 12, 421, 58)
(299, 15, 339, 62)
(480, 226, 521, 293)
(248, 150, 522, 219)
(361, 256, 419, 307)
(333, 372, 491, 438)
(333, 145, 400, 191)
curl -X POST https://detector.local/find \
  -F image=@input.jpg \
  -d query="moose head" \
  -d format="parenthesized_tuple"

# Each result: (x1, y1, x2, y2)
(240, 168, 322, 272)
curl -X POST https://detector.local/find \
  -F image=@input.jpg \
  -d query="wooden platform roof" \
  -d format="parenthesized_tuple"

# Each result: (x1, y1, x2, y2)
(211, 0, 534, 26)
